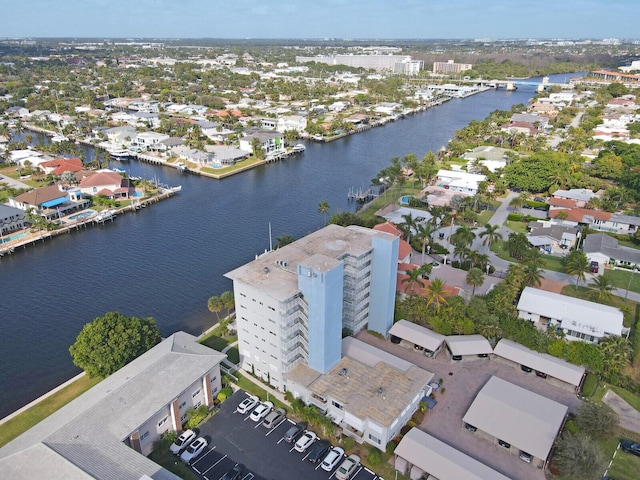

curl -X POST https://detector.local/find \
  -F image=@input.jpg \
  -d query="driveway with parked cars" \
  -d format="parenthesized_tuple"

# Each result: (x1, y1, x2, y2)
(178, 391, 379, 480)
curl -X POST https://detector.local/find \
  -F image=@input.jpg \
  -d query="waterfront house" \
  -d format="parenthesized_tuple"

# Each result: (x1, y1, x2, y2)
(9, 149, 47, 168)
(0, 332, 225, 479)
(38, 157, 84, 176)
(105, 126, 137, 146)
(135, 131, 170, 149)
(239, 130, 285, 156)
(9, 184, 90, 219)
(0, 204, 27, 235)
(436, 169, 486, 195)
(516, 287, 626, 344)
(79, 170, 130, 199)
(204, 145, 250, 166)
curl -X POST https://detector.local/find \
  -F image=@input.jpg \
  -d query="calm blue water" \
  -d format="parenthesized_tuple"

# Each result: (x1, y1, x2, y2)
(0, 74, 580, 417)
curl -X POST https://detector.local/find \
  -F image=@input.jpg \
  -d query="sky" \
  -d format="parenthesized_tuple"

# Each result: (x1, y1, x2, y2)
(0, 0, 638, 40)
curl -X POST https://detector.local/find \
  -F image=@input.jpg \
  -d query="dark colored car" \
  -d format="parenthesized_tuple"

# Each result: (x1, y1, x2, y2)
(283, 421, 307, 443)
(521, 365, 533, 373)
(620, 440, 640, 457)
(221, 464, 244, 480)
(390, 335, 401, 344)
(308, 440, 331, 463)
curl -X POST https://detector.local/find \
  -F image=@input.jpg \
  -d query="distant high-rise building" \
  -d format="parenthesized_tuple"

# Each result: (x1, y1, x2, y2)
(432, 59, 473, 74)
(225, 224, 399, 389)
(295, 54, 423, 75)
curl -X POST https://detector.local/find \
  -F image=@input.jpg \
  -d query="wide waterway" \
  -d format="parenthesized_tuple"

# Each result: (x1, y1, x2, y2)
(0, 74, 579, 418)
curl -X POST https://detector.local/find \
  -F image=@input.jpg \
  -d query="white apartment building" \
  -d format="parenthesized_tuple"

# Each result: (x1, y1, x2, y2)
(224, 224, 399, 390)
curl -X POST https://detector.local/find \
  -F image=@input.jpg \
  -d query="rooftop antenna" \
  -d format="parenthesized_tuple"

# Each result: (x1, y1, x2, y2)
(269, 222, 273, 252)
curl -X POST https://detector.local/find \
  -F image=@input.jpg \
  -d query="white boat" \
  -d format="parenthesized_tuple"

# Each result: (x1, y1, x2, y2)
(94, 209, 117, 223)
(175, 162, 188, 172)
(169, 185, 182, 193)
(292, 144, 306, 152)
(51, 134, 69, 143)
(108, 148, 131, 160)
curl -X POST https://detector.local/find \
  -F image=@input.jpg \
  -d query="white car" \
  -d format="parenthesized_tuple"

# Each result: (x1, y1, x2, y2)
(169, 429, 196, 455)
(321, 446, 345, 471)
(249, 401, 273, 422)
(180, 436, 208, 464)
(335, 454, 360, 480)
(294, 430, 317, 452)
(237, 395, 259, 414)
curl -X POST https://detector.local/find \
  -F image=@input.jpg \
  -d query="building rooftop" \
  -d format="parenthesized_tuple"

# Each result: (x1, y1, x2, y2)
(308, 353, 432, 428)
(463, 376, 568, 461)
(445, 335, 493, 356)
(584, 232, 640, 264)
(389, 320, 445, 352)
(0, 332, 226, 480)
(493, 339, 585, 387)
(395, 427, 512, 480)
(517, 287, 623, 337)
(225, 224, 395, 301)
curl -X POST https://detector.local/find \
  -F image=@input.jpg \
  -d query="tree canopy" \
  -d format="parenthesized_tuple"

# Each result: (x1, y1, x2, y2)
(69, 312, 162, 378)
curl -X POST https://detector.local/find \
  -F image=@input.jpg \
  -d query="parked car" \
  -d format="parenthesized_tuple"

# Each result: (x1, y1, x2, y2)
(519, 451, 533, 463)
(283, 421, 307, 443)
(321, 446, 345, 471)
(620, 440, 640, 457)
(249, 401, 273, 422)
(535, 370, 548, 379)
(520, 365, 533, 373)
(335, 454, 360, 480)
(464, 423, 477, 432)
(237, 395, 259, 414)
(294, 430, 317, 452)
(220, 464, 244, 480)
(169, 429, 196, 455)
(308, 439, 331, 463)
(263, 408, 286, 429)
(180, 436, 208, 464)
(590, 261, 599, 273)
(390, 335, 402, 344)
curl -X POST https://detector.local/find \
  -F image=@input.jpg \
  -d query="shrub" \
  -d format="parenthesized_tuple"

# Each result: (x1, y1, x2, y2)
(220, 387, 233, 398)
(184, 405, 210, 429)
(386, 440, 397, 455)
(367, 448, 382, 466)
(217, 392, 227, 403)
(342, 436, 355, 451)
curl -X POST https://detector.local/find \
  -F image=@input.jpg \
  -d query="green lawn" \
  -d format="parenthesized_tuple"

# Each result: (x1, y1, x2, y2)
(234, 373, 289, 411)
(491, 240, 572, 274)
(476, 209, 495, 225)
(581, 372, 599, 397)
(0, 374, 101, 448)
(603, 268, 640, 295)
(504, 219, 528, 233)
(148, 437, 201, 480)
(604, 430, 640, 480)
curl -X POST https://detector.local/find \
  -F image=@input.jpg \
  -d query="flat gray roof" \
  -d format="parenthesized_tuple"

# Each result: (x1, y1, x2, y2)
(463, 376, 568, 461)
(445, 335, 493, 356)
(225, 224, 395, 301)
(394, 427, 512, 480)
(389, 320, 445, 352)
(308, 338, 433, 427)
(493, 339, 585, 387)
(0, 332, 226, 480)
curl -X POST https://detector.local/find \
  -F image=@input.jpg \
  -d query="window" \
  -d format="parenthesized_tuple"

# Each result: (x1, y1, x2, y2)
(368, 433, 381, 444)
(181, 413, 187, 422)
(210, 375, 217, 383)
(192, 389, 201, 398)
(140, 431, 150, 441)
(157, 416, 169, 428)
(332, 400, 344, 410)
(194, 401, 202, 408)
(179, 401, 187, 409)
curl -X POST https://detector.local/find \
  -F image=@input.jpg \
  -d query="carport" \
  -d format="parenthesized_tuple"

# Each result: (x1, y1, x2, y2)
(444, 335, 493, 362)
(493, 339, 585, 393)
(394, 427, 511, 480)
(389, 320, 445, 357)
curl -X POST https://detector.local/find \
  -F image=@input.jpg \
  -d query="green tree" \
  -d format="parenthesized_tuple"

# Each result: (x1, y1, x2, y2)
(69, 312, 161, 378)
(275, 234, 295, 248)
(450, 225, 476, 248)
(587, 274, 615, 303)
(317, 200, 330, 225)
(598, 335, 632, 381)
(573, 402, 617, 440)
(564, 250, 590, 289)
(221, 291, 235, 318)
(401, 266, 426, 293)
(554, 433, 606, 480)
(506, 232, 529, 260)
(207, 295, 224, 321)
(465, 267, 485, 296)
(424, 278, 448, 313)
(479, 224, 502, 252)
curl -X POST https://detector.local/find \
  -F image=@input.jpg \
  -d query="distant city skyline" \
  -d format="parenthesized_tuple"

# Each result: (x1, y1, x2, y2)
(1, 0, 638, 40)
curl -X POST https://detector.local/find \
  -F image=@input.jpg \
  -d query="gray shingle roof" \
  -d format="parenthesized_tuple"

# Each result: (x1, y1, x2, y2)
(583, 233, 640, 264)
(0, 332, 225, 480)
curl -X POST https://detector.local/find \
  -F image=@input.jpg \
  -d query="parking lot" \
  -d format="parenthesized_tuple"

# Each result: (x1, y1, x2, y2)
(181, 391, 380, 480)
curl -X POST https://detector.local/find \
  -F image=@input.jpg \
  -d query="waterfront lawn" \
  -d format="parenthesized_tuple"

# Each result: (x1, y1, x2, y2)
(200, 157, 263, 176)
(0, 374, 101, 448)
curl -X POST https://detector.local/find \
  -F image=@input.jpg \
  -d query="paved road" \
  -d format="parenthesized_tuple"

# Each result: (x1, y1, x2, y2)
(0, 174, 30, 189)
(603, 389, 640, 435)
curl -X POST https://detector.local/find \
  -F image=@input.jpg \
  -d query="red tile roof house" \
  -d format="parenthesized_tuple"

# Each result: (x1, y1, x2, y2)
(79, 170, 130, 199)
(10, 184, 90, 219)
(38, 157, 84, 176)
(373, 221, 413, 264)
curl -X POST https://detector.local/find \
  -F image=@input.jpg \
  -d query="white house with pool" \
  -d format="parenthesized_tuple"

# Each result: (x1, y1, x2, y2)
(436, 169, 486, 195)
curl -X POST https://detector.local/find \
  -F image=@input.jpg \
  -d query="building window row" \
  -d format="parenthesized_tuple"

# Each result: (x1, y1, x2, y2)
(158, 416, 169, 428)
(140, 431, 150, 441)
(192, 388, 201, 398)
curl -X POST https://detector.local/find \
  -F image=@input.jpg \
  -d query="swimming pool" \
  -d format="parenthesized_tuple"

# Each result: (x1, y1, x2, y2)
(67, 210, 95, 221)
(1, 231, 29, 244)
(399, 195, 412, 205)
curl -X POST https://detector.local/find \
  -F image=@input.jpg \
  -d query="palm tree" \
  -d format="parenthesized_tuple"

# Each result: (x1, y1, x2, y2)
(523, 248, 545, 270)
(466, 267, 485, 296)
(401, 267, 426, 293)
(207, 295, 223, 321)
(588, 274, 615, 303)
(598, 336, 632, 379)
(275, 234, 295, 249)
(564, 250, 590, 289)
(451, 225, 476, 248)
(399, 212, 416, 242)
(523, 264, 544, 287)
(317, 200, 330, 225)
(479, 224, 502, 252)
(424, 278, 448, 313)
(415, 222, 434, 264)
(220, 290, 235, 318)
(453, 244, 471, 264)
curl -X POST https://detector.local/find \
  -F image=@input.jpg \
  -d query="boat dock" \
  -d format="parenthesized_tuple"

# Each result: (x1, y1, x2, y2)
(347, 187, 380, 203)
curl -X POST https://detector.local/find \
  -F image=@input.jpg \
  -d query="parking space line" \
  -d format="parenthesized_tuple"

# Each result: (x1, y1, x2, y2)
(289, 445, 297, 452)
(351, 466, 364, 478)
(364, 467, 376, 475)
(302, 451, 312, 461)
(241, 474, 254, 480)
(277, 437, 285, 444)
(253, 420, 263, 429)
(202, 454, 227, 475)
(264, 418, 287, 436)
(192, 446, 216, 467)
